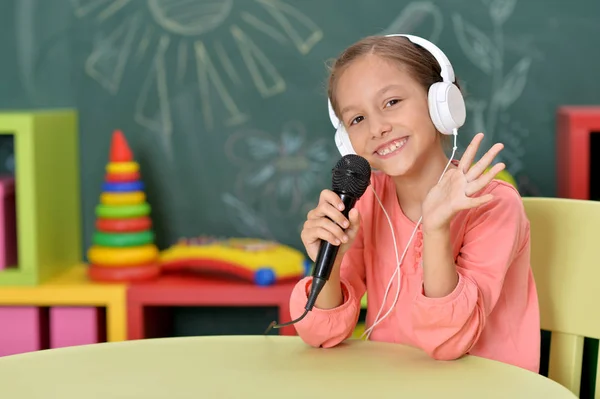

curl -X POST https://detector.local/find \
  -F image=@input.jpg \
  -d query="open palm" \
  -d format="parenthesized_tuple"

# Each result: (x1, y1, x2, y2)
(422, 133, 506, 231)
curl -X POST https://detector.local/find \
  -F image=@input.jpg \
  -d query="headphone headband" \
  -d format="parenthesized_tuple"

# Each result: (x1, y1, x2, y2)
(384, 34, 455, 83)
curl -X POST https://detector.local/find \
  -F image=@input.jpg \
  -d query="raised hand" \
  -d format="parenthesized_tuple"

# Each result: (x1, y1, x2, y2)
(422, 133, 505, 232)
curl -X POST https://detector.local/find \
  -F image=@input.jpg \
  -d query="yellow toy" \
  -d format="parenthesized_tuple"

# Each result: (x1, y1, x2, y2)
(159, 237, 309, 286)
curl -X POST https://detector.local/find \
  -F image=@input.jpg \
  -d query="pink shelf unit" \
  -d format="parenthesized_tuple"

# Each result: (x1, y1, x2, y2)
(0, 307, 48, 357)
(0, 176, 17, 270)
(50, 307, 106, 349)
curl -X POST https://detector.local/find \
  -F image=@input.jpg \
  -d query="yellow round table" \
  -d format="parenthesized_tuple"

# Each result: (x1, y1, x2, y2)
(0, 336, 576, 398)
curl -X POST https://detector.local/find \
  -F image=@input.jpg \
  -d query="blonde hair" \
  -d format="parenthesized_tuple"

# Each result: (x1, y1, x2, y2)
(327, 35, 462, 149)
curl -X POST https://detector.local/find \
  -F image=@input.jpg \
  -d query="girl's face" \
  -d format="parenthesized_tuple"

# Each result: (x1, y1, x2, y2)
(335, 54, 441, 177)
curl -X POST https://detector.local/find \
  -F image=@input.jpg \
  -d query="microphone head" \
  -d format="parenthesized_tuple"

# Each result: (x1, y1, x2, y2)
(331, 154, 371, 198)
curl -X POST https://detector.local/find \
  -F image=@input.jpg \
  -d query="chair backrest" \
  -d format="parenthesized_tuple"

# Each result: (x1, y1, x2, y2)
(522, 197, 600, 397)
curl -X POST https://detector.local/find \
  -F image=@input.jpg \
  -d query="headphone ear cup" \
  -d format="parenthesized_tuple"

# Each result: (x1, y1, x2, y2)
(428, 82, 466, 135)
(328, 99, 341, 128)
(334, 125, 356, 156)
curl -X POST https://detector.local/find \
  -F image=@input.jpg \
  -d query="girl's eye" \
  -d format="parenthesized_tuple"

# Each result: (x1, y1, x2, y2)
(386, 99, 400, 107)
(350, 116, 364, 125)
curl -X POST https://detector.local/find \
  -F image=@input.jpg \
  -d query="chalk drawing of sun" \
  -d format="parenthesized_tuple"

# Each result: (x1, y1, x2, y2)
(69, 0, 323, 138)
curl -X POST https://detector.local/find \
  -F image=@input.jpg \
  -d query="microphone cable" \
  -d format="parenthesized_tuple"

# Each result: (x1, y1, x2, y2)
(263, 308, 309, 335)
(263, 276, 327, 335)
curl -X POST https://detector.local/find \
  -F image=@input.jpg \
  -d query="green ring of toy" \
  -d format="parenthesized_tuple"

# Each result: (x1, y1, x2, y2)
(95, 203, 151, 218)
(93, 230, 155, 247)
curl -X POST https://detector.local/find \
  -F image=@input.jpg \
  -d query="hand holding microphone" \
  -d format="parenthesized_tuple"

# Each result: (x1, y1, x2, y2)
(301, 190, 362, 266)
(264, 154, 371, 334)
(302, 154, 371, 311)
(300, 192, 362, 309)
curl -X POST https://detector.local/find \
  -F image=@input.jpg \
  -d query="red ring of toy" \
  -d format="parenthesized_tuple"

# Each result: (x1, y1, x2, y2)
(105, 171, 141, 182)
(87, 263, 161, 282)
(96, 216, 152, 232)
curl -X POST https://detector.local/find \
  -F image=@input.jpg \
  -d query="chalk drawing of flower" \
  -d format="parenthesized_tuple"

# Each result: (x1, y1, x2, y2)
(452, 0, 531, 179)
(380, 1, 444, 42)
(225, 120, 331, 216)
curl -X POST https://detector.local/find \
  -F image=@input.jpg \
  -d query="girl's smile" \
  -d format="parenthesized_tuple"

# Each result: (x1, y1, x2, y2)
(374, 136, 409, 158)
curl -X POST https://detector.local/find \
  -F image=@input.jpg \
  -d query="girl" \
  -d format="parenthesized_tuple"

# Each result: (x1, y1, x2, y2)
(288, 34, 540, 373)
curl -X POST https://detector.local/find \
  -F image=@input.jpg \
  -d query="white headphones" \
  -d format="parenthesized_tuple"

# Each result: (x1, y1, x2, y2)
(328, 34, 467, 156)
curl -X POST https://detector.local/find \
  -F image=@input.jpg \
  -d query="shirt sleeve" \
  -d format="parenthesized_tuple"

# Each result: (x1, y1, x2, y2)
(410, 182, 528, 360)
(288, 219, 367, 348)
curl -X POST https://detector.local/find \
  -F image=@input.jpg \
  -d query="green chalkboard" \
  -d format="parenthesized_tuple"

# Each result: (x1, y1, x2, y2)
(1, 0, 600, 252)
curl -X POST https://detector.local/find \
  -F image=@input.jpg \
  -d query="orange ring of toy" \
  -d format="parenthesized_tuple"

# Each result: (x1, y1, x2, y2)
(88, 263, 160, 282)
(87, 244, 158, 267)
(96, 216, 152, 232)
(105, 171, 141, 182)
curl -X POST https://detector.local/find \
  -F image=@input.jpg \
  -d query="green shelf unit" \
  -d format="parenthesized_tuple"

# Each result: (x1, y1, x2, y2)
(0, 109, 81, 286)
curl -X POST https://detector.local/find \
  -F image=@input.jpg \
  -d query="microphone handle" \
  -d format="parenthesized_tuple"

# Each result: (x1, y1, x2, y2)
(311, 192, 357, 281)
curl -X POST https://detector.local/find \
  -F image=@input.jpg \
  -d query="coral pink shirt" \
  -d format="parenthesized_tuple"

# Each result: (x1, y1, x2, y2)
(289, 172, 540, 373)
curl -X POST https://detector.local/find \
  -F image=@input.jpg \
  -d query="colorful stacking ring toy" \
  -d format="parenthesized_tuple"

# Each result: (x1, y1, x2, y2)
(102, 181, 145, 192)
(105, 170, 141, 182)
(93, 231, 154, 247)
(87, 130, 160, 283)
(96, 216, 152, 232)
(95, 203, 150, 219)
(88, 263, 160, 282)
(88, 244, 158, 267)
(105, 161, 139, 174)
(100, 191, 146, 205)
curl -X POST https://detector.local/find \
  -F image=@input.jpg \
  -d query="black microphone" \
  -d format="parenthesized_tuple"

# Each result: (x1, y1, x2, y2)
(305, 154, 371, 311)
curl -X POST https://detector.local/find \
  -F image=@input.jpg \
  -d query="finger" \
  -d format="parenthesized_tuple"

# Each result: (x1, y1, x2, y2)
(319, 189, 346, 211)
(304, 218, 348, 244)
(465, 162, 505, 196)
(465, 143, 504, 182)
(301, 223, 342, 246)
(308, 203, 350, 229)
(457, 133, 484, 173)
(348, 208, 360, 225)
(313, 190, 350, 224)
(301, 225, 340, 247)
(305, 226, 344, 246)
(345, 209, 361, 238)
